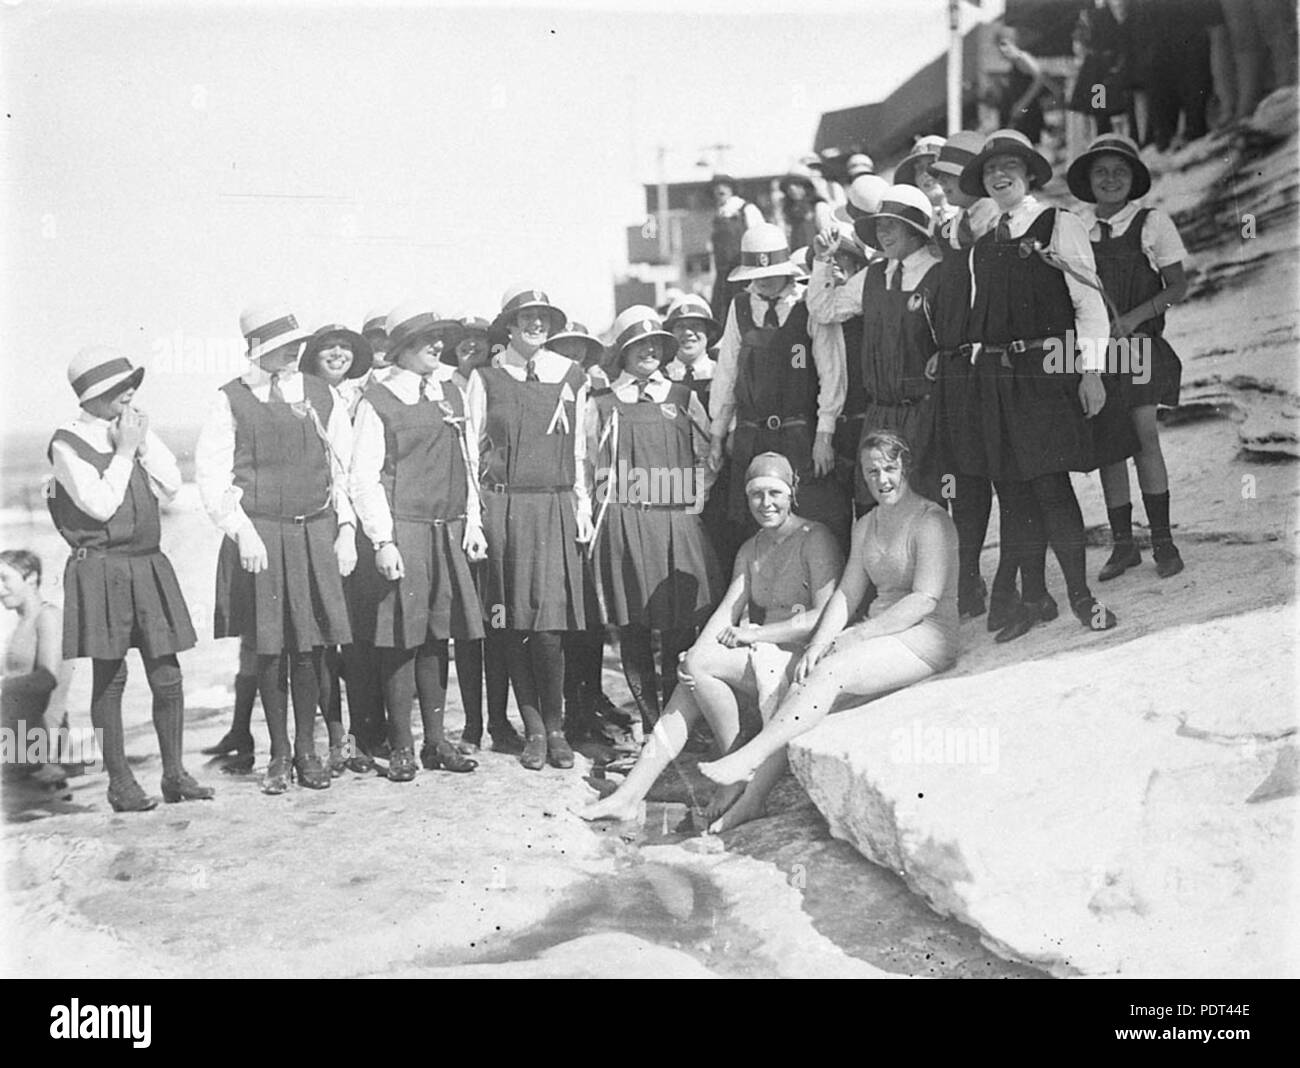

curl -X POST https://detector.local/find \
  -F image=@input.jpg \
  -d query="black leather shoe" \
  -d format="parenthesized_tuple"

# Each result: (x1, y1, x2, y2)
(1098, 540, 1141, 581)
(160, 772, 215, 803)
(1071, 594, 1117, 631)
(293, 753, 332, 790)
(489, 725, 526, 755)
(201, 730, 254, 757)
(387, 747, 418, 782)
(107, 779, 158, 812)
(546, 731, 575, 769)
(519, 735, 547, 771)
(261, 758, 291, 795)
(986, 589, 1020, 632)
(220, 752, 256, 775)
(1153, 543, 1184, 578)
(426, 739, 477, 773)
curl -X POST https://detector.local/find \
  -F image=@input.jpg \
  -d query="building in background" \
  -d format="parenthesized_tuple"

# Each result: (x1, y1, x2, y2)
(613, 175, 780, 316)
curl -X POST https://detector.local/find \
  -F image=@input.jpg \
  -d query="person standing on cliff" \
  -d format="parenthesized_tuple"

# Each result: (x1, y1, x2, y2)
(708, 175, 765, 326)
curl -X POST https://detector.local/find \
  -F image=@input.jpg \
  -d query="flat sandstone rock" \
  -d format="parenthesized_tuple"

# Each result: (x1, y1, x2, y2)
(788, 605, 1298, 978)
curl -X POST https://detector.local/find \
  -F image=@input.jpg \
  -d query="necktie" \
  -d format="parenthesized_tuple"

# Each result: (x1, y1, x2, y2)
(889, 266, 903, 292)
(957, 212, 975, 248)
(636, 378, 653, 403)
(761, 297, 780, 329)
(995, 213, 1012, 243)
(268, 372, 286, 404)
(525, 358, 539, 382)
(682, 364, 695, 385)
(1098, 220, 1112, 241)
(419, 373, 435, 402)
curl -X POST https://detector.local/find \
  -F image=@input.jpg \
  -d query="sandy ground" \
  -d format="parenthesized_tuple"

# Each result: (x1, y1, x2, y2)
(3, 118, 1296, 979)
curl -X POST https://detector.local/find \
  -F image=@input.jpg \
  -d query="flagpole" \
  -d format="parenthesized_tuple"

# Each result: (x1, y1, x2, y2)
(947, 0, 962, 134)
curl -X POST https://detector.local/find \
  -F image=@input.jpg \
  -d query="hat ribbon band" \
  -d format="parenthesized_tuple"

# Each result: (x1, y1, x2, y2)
(72, 357, 134, 396)
(244, 314, 299, 344)
(878, 200, 932, 230)
(740, 248, 790, 267)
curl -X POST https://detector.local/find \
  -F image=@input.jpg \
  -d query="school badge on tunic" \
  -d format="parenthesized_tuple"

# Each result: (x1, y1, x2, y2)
(907, 292, 924, 312)
(659, 402, 678, 421)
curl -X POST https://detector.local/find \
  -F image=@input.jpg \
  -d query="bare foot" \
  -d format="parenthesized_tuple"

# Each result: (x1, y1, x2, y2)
(701, 781, 746, 826)
(698, 750, 758, 785)
(707, 789, 766, 833)
(571, 793, 644, 823)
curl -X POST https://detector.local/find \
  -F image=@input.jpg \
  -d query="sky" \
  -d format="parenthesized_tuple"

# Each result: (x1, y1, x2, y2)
(0, 0, 1003, 437)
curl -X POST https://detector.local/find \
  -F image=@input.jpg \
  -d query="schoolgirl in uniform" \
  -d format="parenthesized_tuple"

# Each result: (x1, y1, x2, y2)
(808, 186, 944, 512)
(924, 131, 1011, 624)
(547, 319, 623, 749)
(195, 303, 357, 794)
(709, 222, 850, 550)
(1067, 134, 1187, 580)
(444, 316, 522, 755)
(299, 322, 374, 773)
(349, 305, 484, 779)
(956, 130, 1126, 637)
(664, 294, 743, 581)
(588, 306, 722, 735)
(49, 348, 212, 811)
(464, 287, 593, 771)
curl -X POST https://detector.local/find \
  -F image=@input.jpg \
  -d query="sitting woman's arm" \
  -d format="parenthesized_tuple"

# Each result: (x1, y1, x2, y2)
(841, 510, 953, 643)
(693, 546, 753, 649)
(794, 517, 876, 682)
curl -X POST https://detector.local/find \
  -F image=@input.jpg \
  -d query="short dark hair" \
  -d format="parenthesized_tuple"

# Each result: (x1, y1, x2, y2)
(0, 549, 42, 583)
(859, 428, 915, 478)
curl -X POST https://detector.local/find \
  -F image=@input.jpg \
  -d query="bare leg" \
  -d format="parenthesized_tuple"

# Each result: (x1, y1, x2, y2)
(1129, 406, 1168, 495)
(709, 749, 787, 833)
(700, 637, 934, 785)
(573, 687, 699, 822)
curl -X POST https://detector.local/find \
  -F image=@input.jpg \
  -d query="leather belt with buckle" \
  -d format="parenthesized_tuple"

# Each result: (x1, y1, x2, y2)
(741, 415, 808, 432)
(72, 546, 159, 561)
(485, 483, 571, 494)
(247, 507, 332, 525)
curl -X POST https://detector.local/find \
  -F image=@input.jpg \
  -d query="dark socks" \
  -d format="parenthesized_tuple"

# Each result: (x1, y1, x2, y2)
(231, 671, 258, 741)
(256, 654, 291, 762)
(288, 650, 321, 759)
(319, 646, 344, 746)
(1108, 502, 1135, 545)
(414, 640, 450, 745)
(1018, 489, 1049, 603)
(90, 659, 133, 789)
(146, 655, 186, 780)
(1143, 491, 1174, 547)
(503, 631, 553, 739)
(952, 475, 993, 594)
(342, 640, 384, 752)
(483, 631, 511, 734)
(990, 485, 1021, 599)
(379, 647, 417, 751)
(1030, 472, 1090, 603)
(620, 624, 660, 729)
(455, 639, 485, 743)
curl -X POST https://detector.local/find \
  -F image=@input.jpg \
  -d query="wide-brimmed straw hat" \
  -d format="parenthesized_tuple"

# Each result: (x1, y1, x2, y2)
(240, 301, 311, 362)
(361, 307, 390, 339)
(894, 135, 947, 187)
(727, 223, 804, 282)
(959, 128, 1053, 198)
(301, 322, 373, 380)
(663, 293, 722, 347)
(607, 306, 678, 368)
(548, 320, 606, 368)
(1065, 133, 1152, 202)
(927, 131, 985, 178)
(853, 184, 936, 248)
(448, 315, 507, 365)
(385, 302, 463, 361)
(493, 286, 567, 336)
(833, 174, 891, 223)
(67, 346, 144, 404)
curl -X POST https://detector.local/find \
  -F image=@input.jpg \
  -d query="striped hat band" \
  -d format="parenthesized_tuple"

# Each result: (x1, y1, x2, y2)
(877, 199, 932, 231)
(740, 247, 790, 268)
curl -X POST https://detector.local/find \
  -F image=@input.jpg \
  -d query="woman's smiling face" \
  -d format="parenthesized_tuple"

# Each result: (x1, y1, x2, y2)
(315, 338, 354, 386)
(747, 478, 792, 528)
(1089, 154, 1134, 208)
(982, 154, 1030, 207)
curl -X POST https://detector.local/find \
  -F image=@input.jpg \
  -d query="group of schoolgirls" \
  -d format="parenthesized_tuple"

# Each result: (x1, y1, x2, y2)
(45, 125, 1187, 809)
(805, 126, 1187, 646)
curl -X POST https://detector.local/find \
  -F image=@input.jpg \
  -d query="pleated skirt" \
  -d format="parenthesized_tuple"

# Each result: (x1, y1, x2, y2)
(62, 550, 196, 660)
(481, 489, 586, 632)
(214, 514, 351, 654)
(596, 504, 721, 631)
(352, 518, 485, 648)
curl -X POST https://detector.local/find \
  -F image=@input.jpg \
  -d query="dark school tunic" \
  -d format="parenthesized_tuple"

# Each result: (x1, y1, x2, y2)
(856, 259, 943, 502)
(213, 373, 352, 653)
(965, 207, 1120, 481)
(726, 295, 847, 536)
(1092, 208, 1182, 409)
(592, 381, 721, 631)
(478, 362, 588, 632)
(354, 382, 484, 648)
(931, 211, 984, 478)
(47, 433, 196, 660)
